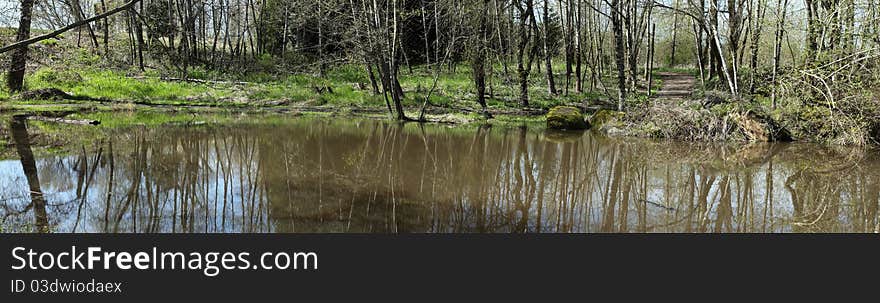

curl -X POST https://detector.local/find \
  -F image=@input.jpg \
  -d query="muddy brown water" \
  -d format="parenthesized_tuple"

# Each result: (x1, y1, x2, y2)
(1, 116, 878, 233)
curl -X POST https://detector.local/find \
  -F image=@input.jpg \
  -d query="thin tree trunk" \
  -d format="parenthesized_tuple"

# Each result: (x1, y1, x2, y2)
(542, 0, 556, 95)
(669, 0, 679, 66)
(748, 0, 766, 95)
(515, 0, 536, 107)
(574, 0, 583, 93)
(647, 23, 655, 97)
(473, 0, 493, 117)
(693, 19, 706, 88)
(771, 0, 789, 108)
(100, 0, 110, 55)
(611, 0, 627, 110)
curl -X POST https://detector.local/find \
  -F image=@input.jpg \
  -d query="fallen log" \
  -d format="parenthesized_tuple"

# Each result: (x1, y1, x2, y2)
(27, 116, 100, 125)
(128, 76, 251, 85)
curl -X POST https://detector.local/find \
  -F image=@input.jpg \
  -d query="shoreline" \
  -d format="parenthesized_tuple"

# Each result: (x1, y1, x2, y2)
(2, 102, 877, 162)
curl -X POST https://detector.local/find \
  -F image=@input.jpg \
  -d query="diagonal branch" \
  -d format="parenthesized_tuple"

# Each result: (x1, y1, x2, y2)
(0, 0, 141, 54)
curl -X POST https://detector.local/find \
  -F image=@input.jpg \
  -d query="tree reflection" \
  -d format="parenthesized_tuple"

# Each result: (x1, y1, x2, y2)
(9, 116, 49, 232)
(2, 117, 879, 233)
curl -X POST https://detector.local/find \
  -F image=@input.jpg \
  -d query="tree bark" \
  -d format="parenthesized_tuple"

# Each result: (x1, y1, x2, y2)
(748, 0, 767, 95)
(514, 0, 536, 107)
(7, 0, 36, 92)
(771, 0, 789, 108)
(472, 0, 493, 117)
(542, 0, 557, 95)
(611, 0, 627, 110)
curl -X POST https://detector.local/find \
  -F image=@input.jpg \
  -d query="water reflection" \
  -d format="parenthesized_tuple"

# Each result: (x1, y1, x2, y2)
(1, 117, 878, 233)
(7, 116, 49, 232)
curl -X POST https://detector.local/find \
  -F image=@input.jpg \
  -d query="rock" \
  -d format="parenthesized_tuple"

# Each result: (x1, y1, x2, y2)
(546, 106, 590, 130)
(589, 109, 625, 129)
(15, 88, 74, 101)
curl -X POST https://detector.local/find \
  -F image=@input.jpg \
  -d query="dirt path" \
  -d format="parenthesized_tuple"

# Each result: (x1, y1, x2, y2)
(654, 72, 696, 99)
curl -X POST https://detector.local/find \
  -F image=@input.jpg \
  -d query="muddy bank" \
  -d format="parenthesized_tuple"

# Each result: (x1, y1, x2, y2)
(588, 98, 791, 143)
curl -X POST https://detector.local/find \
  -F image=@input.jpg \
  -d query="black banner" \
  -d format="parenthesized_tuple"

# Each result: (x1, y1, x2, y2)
(1, 234, 877, 301)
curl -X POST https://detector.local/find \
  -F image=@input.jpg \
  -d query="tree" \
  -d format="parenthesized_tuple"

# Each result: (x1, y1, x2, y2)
(610, 0, 627, 110)
(748, 0, 768, 95)
(541, 0, 556, 95)
(7, 0, 36, 92)
(513, 0, 538, 107)
(471, 0, 494, 118)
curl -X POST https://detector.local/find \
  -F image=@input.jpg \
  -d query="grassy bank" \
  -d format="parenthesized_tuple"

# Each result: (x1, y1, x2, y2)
(2, 61, 606, 111)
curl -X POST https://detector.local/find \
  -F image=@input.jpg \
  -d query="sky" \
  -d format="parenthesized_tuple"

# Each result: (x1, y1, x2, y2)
(0, 0, 20, 27)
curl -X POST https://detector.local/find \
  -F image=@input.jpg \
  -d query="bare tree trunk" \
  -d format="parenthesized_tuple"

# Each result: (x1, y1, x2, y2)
(727, 0, 743, 94)
(100, 0, 110, 55)
(708, 0, 721, 79)
(514, 0, 536, 107)
(574, 0, 583, 93)
(669, 0, 679, 66)
(706, 0, 737, 95)
(473, 0, 493, 117)
(421, 1, 431, 67)
(647, 23, 655, 97)
(7, 0, 36, 92)
(611, 0, 627, 110)
(805, 0, 818, 62)
(367, 63, 380, 95)
(542, 0, 556, 95)
(559, 0, 571, 94)
(748, 0, 767, 95)
(390, 0, 408, 120)
(692, 19, 706, 88)
(771, 0, 789, 108)
(318, 1, 326, 77)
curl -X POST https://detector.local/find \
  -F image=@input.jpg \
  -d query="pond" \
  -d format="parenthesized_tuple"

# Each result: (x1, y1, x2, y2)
(1, 115, 878, 233)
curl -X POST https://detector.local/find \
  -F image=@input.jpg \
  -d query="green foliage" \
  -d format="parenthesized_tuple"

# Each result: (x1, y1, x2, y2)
(256, 53, 277, 72)
(38, 38, 59, 46)
(326, 64, 368, 83)
(72, 48, 102, 66)
(29, 67, 83, 89)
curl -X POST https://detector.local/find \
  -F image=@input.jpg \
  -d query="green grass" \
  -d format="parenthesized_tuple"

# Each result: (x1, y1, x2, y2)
(11, 53, 642, 114)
